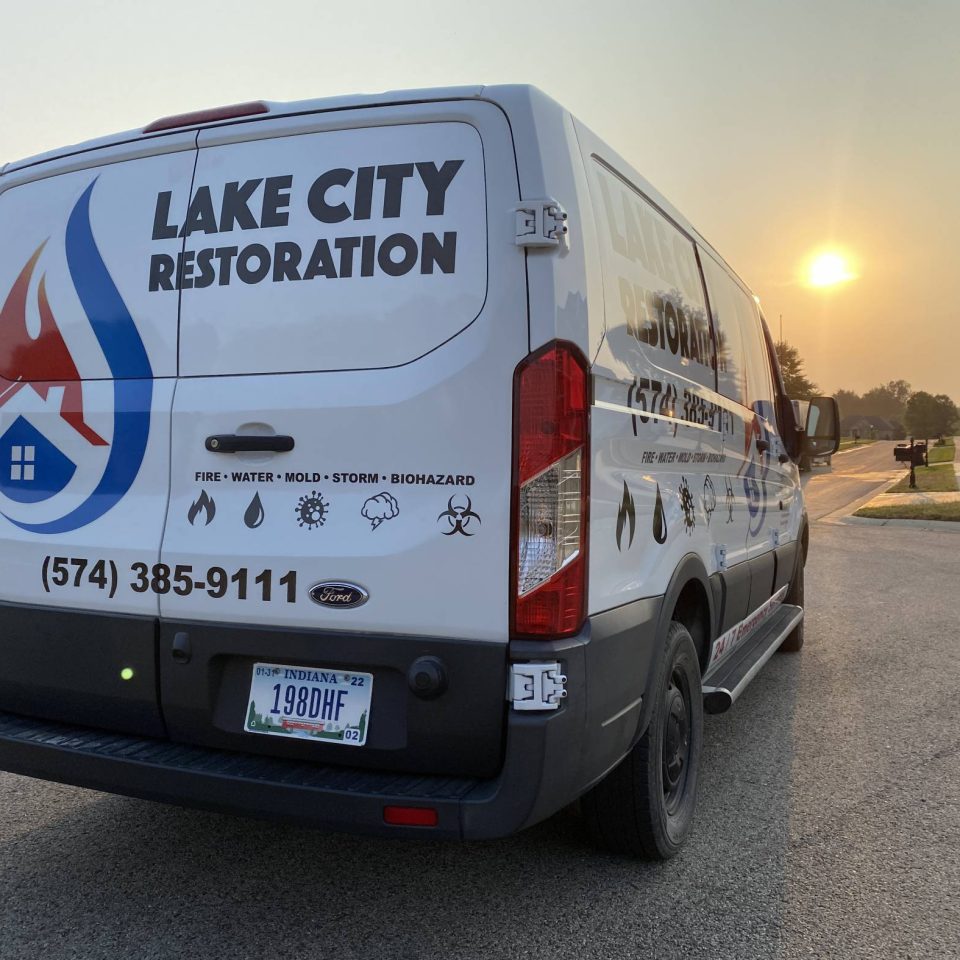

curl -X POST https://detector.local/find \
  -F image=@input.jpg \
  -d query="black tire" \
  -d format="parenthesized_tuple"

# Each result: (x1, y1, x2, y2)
(779, 554, 805, 652)
(582, 621, 703, 860)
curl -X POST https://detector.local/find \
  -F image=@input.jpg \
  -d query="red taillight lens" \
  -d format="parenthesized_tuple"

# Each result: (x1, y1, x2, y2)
(383, 806, 439, 827)
(516, 343, 589, 484)
(511, 341, 590, 638)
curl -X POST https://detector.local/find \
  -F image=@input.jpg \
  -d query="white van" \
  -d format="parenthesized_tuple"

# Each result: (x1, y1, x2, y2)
(0, 86, 839, 858)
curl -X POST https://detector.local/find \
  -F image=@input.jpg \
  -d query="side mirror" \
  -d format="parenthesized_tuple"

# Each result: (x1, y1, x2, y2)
(803, 396, 840, 456)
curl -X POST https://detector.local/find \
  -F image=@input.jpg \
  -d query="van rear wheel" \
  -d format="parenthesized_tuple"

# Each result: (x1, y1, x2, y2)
(582, 621, 703, 860)
(778, 557, 805, 652)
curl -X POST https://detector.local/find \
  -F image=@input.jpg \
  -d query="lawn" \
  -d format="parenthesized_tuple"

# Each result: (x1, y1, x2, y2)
(855, 502, 960, 522)
(889, 462, 958, 493)
(927, 440, 956, 465)
(888, 439, 956, 493)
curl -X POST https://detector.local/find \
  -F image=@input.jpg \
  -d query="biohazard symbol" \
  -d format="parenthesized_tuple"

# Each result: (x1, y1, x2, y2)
(437, 495, 481, 536)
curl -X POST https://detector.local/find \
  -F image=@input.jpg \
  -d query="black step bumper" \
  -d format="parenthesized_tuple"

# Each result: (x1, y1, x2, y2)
(0, 597, 660, 840)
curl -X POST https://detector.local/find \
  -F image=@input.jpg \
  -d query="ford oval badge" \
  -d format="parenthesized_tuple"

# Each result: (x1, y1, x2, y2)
(309, 581, 369, 609)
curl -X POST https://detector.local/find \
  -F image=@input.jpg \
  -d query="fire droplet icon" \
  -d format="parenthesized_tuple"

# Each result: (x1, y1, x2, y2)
(244, 491, 265, 529)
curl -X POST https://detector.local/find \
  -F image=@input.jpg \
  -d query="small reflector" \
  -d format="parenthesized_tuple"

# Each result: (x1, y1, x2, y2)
(383, 805, 439, 827)
(144, 101, 269, 134)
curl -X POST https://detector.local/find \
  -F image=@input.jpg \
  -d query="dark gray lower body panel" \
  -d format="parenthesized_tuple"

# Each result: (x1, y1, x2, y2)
(0, 597, 662, 840)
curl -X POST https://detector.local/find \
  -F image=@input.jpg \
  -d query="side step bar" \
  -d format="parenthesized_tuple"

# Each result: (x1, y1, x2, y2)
(701, 604, 803, 714)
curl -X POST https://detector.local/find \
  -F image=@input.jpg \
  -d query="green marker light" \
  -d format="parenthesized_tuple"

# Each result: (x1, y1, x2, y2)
(120, 667, 135, 682)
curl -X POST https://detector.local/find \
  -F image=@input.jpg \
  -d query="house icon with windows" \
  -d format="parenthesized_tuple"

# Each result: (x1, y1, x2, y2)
(0, 415, 76, 505)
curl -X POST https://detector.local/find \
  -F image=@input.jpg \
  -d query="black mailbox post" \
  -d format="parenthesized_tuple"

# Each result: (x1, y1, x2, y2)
(894, 438, 925, 488)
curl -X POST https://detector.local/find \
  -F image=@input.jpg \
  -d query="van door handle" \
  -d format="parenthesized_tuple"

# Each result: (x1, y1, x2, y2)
(205, 434, 295, 453)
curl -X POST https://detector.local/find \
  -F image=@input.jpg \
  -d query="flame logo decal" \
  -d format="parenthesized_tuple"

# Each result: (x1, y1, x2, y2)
(1, 180, 153, 534)
(188, 490, 217, 527)
(615, 480, 636, 552)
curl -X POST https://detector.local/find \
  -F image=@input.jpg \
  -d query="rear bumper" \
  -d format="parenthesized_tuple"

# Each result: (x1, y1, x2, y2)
(0, 597, 660, 840)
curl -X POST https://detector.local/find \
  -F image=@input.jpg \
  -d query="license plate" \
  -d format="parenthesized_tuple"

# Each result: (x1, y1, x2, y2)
(244, 662, 373, 746)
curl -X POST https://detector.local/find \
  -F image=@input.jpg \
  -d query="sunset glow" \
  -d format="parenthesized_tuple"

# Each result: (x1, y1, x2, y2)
(807, 251, 857, 288)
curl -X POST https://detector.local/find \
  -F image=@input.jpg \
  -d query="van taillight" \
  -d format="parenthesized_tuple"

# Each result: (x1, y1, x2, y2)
(511, 341, 589, 638)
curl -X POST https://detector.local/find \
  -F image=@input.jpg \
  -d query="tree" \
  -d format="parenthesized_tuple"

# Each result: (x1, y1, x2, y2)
(905, 392, 958, 439)
(834, 388, 864, 418)
(774, 341, 819, 399)
(861, 382, 910, 422)
(885, 380, 912, 405)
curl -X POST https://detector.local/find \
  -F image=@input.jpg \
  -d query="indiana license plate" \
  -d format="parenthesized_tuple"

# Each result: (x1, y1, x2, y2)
(244, 662, 373, 746)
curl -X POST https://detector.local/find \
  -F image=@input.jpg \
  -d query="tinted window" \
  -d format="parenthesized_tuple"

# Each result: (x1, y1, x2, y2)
(701, 254, 748, 405)
(702, 253, 776, 416)
(592, 162, 715, 389)
(741, 300, 775, 408)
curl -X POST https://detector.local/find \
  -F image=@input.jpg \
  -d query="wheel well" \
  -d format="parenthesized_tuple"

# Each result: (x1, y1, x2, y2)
(800, 522, 810, 564)
(672, 579, 711, 673)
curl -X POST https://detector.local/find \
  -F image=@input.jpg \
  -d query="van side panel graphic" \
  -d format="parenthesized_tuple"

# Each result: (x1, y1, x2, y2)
(0, 181, 153, 534)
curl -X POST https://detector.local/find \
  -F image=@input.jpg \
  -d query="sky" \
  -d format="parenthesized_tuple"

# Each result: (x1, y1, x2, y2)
(1, 0, 957, 399)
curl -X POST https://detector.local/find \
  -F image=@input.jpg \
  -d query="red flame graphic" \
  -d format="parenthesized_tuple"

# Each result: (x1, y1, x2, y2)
(0, 243, 107, 446)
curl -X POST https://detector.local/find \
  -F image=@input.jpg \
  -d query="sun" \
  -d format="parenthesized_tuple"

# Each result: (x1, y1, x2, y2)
(807, 251, 857, 288)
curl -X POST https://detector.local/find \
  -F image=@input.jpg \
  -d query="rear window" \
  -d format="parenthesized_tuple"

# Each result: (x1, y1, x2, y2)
(175, 121, 488, 376)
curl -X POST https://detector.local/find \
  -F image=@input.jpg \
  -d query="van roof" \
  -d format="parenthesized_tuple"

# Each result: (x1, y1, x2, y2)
(1, 83, 753, 304)
(2, 85, 490, 175)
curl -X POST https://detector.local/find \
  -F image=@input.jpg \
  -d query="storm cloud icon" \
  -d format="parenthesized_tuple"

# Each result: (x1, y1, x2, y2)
(361, 492, 399, 530)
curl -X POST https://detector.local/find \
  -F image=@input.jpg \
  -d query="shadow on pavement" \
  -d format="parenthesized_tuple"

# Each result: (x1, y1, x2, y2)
(0, 657, 804, 960)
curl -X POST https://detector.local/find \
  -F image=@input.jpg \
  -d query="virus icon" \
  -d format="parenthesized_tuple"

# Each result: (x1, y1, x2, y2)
(295, 490, 329, 529)
(725, 477, 735, 523)
(679, 477, 696, 534)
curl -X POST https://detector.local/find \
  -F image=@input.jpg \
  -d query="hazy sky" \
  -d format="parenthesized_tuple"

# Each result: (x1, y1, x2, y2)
(2, 0, 957, 398)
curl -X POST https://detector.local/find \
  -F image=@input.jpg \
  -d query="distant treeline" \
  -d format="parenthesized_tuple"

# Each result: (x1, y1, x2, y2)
(833, 381, 957, 439)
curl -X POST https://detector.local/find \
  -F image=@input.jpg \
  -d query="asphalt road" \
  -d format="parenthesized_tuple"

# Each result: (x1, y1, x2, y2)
(2, 455, 958, 959)
(802, 440, 902, 519)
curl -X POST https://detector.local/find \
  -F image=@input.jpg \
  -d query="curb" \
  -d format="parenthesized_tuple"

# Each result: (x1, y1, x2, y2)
(816, 440, 959, 532)
(831, 441, 881, 458)
(839, 515, 960, 533)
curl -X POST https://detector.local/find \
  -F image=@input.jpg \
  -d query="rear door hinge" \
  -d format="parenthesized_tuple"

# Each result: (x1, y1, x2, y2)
(514, 199, 568, 248)
(509, 662, 567, 711)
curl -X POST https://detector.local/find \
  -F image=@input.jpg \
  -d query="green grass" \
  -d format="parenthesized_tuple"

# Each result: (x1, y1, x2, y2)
(889, 462, 958, 493)
(927, 440, 956, 465)
(838, 437, 877, 450)
(855, 502, 960, 522)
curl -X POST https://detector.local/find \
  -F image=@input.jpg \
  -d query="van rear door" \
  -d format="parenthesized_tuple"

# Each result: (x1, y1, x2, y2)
(157, 101, 526, 776)
(0, 140, 195, 733)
